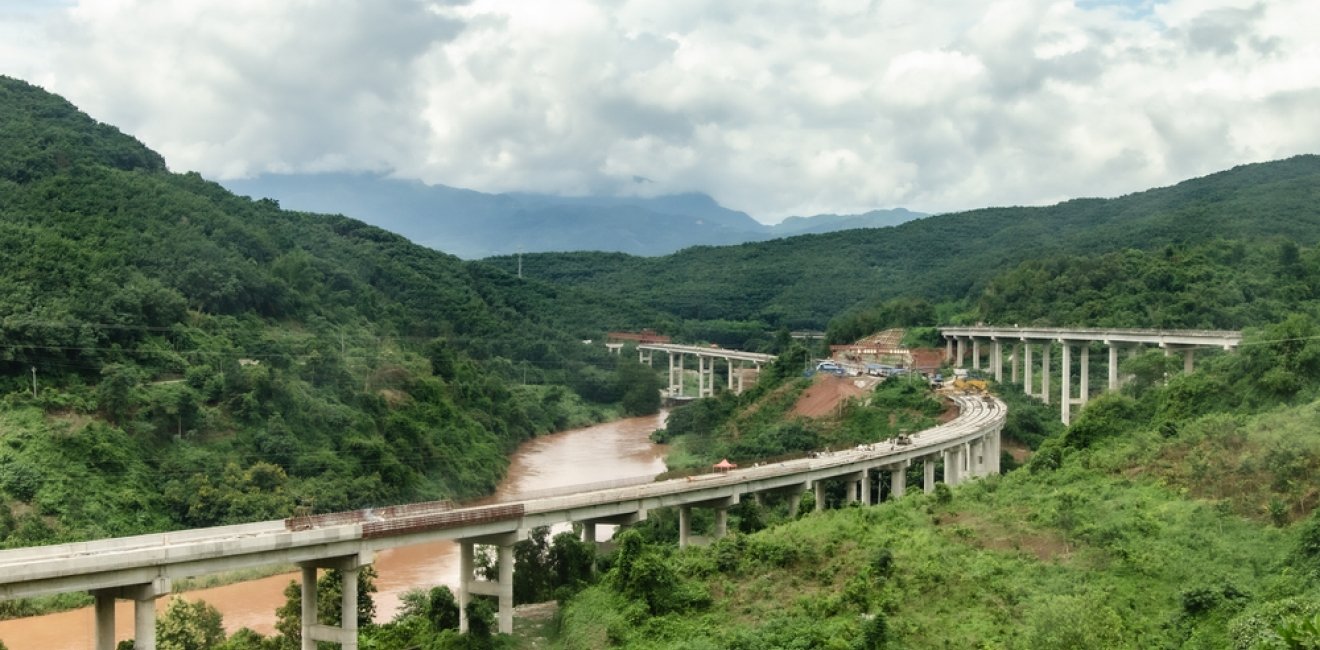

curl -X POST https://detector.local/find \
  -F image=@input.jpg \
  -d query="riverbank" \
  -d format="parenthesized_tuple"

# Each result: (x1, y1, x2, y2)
(0, 411, 668, 650)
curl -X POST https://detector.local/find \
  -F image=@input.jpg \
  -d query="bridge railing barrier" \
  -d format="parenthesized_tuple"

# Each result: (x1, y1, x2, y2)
(361, 504, 524, 539)
(285, 499, 456, 531)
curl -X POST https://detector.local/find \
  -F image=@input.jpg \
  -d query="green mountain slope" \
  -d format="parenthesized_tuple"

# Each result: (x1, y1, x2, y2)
(554, 345, 1320, 649)
(502, 156, 1320, 336)
(0, 76, 661, 547)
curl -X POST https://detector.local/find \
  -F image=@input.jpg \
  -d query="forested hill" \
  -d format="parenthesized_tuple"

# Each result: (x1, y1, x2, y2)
(501, 155, 1320, 336)
(0, 76, 663, 546)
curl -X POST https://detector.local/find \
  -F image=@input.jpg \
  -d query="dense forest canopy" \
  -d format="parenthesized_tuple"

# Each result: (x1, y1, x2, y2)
(499, 154, 1320, 343)
(0, 76, 664, 548)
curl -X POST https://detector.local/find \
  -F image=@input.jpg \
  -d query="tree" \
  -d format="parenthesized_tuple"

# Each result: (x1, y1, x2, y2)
(548, 531, 596, 594)
(98, 363, 142, 424)
(157, 597, 226, 650)
(617, 359, 662, 415)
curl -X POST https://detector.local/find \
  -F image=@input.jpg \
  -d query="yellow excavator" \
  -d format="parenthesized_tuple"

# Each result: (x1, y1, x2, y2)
(951, 369, 988, 393)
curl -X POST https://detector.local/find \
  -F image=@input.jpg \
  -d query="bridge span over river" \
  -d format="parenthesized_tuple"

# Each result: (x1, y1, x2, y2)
(0, 394, 1004, 649)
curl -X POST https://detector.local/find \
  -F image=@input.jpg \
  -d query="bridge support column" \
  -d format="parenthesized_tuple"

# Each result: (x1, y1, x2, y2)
(969, 438, 984, 477)
(1041, 344, 1051, 405)
(787, 487, 804, 518)
(498, 544, 514, 635)
(1184, 348, 1195, 374)
(678, 506, 692, 548)
(860, 470, 872, 506)
(1024, 343, 1034, 397)
(814, 480, 826, 512)
(92, 578, 172, 650)
(580, 510, 646, 548)
(923, 457, 936, 493)
(1107, 345, 1119, 392)
(987, 431, 1002, 474)
(302, 552, 371, 649)
(972, 339, 981, 370)
(134, 591, 158, 650)
(668, 353, 681, 396)
(458, 534, 516, 636)
(945, 337, 953, 362)
(698, 356, 707, 397)
(1079, 345, 1090, 410)
(301, 564, 318, 650)
(944, 447, 962, 486)
(890, 463, 907, 499)
(992, 340, 1003, 382)
(713, 508, 729, 539)
(956, 338, 966, 367)
(1061, 343, 1072, 425)
(94, 590, 115, 650)
(1011, 343, 1021, 384)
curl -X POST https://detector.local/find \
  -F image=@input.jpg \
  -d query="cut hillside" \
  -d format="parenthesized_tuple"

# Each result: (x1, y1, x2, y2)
(790, 374, 874, 418)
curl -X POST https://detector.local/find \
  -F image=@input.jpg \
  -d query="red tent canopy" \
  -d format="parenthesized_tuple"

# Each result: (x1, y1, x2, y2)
(713, 458, 737, 471)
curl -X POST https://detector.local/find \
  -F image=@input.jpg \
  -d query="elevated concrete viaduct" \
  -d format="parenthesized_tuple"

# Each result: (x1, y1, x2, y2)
(0, 394, 1003, 648)
(941, 326, 1242, 424)
(634, 343, 775, 397)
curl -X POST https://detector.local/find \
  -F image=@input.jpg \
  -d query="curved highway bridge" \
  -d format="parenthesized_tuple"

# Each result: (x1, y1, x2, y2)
(0, 394, 1005, 649)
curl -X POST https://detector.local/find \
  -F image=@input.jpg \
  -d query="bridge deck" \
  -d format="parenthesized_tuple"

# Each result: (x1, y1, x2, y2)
(0, 394, 1004, 600)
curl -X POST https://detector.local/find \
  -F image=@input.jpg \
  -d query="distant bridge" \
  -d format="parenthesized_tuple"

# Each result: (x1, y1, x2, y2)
(940, 326, 1242, 424)
(0, 394, 1004, 648)
(632, 343, 776, 397)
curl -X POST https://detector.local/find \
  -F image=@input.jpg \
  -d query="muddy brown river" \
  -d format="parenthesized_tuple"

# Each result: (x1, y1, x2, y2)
(0, 411, 669, 649)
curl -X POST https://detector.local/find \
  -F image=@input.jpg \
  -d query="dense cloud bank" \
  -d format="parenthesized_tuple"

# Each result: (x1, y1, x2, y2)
(5, 0, 1319, 220)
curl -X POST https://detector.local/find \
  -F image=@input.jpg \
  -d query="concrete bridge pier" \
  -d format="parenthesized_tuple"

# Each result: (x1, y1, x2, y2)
(969, 438, 984, 477)
(785, 483, 806, 518)
(956, 337, 966, 367)
(580, 510, 646, 546)
(678, 496, 738, 548)
(943, 447, 962, 486)
(972, 339, 981, 370)
(1011, 343, 1022, 384)
(814, 479, 827, 513)
(1061, 343, 1072, 425)
(1024, 343, 1034, 397)
(92, 577, 171, 650)
(923, 456, 936, 493)
(301, 552, 372, 650)
(992, 340, 1004, 382)
(1040, 344, 1052, 405)
(459, 534, 517, 635)
(1107, 344, 1120, 391)
(668, 353, 683, 396)
(889, 461, 908, 499)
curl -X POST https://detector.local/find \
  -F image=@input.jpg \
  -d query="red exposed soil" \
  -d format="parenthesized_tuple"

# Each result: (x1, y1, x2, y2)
(791, 375, 875, 418)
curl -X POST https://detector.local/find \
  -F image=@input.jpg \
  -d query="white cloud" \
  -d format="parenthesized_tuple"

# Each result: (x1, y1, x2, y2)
(6, 0, 1320, 221)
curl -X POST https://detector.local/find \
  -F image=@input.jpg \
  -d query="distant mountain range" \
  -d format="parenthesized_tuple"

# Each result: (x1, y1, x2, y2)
(221, 173, 925, 259)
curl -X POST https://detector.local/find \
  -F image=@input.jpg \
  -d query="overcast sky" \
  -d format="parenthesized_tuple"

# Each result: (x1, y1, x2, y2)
(3, 0, 1318, 222)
